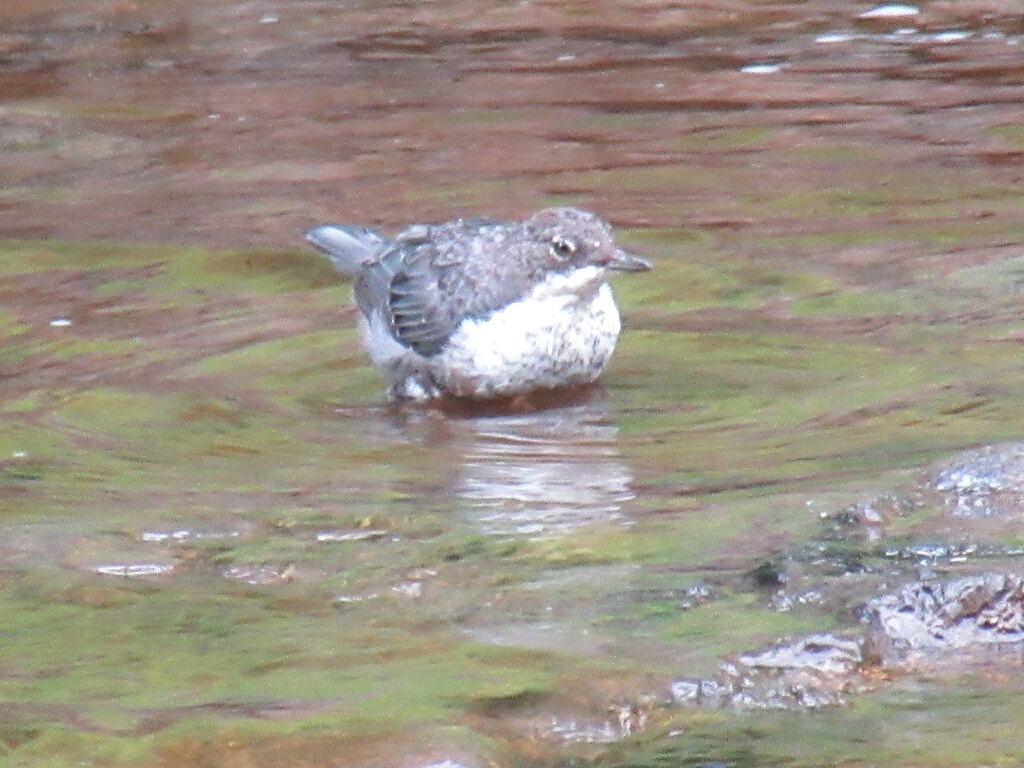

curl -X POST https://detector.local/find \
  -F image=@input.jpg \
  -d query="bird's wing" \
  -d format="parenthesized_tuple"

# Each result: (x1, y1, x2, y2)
(355, 219, 524, 358)
(355, 234, 463, 357)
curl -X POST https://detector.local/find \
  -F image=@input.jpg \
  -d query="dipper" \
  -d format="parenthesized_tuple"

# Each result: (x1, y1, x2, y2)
(305, 207, 650, 401)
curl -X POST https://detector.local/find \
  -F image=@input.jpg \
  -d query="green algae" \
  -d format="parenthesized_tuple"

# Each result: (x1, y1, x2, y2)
(3, 215, 1024, 766)
(0, 186, 79, 204)
(985, 123, 1024, 146)
(3, 1, 1024, 762)
(0, 568, 561, 735)
(602, 681, 1024, 768)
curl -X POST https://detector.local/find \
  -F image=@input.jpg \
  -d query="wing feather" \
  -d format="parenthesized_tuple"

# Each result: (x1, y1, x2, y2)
(354, 235, 459, 357)
(353, 218, 526, 358)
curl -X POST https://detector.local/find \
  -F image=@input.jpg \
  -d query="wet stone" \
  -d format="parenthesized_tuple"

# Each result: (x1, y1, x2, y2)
(668, 677, 735, 706)
(139, 527, 244, 543)
(865, 572, 1024, 670)
(929, 442, 1024, 518)
(314, 528, 390, 542)
(738, 633, 863, 676)
(221, 563, 296, 585)
(670, 573, 1024, 712)
(825, 494, 922, 541)
(669, 633, 867, 711)
(545, 717, 625, 745)
(94, 562, 174, 578)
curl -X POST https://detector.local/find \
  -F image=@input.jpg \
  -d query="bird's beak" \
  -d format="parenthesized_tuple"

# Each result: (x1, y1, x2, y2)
(607, 248, 652, 273)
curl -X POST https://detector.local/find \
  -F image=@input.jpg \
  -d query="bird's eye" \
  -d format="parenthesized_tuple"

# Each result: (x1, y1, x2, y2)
(549, 235, 577, 260)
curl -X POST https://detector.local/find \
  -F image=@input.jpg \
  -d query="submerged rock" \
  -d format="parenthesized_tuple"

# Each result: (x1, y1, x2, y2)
(664, 441, 1024, 714)
(737, 633, 863, 676)
(865, 572, 1024, 670)
(929, 442, 1024, 518)
(670, 633, 869, 710)
(671, 572, 1024, 711)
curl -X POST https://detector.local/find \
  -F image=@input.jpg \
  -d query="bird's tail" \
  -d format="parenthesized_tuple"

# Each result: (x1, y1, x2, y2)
(305, 224, 392, 278)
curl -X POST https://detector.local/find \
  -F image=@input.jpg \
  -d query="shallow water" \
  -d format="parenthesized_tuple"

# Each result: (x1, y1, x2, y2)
(3, 1, 1024, 766)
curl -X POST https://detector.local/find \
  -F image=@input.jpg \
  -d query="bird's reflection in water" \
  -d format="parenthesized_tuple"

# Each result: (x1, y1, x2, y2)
(399, 388, 635, 537)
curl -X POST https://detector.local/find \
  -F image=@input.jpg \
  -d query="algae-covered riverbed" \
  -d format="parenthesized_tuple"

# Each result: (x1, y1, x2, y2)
(3, 0, 1024, 766)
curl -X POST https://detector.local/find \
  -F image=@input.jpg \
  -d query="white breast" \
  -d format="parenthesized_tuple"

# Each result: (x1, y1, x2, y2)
(433, 266, 622, 398)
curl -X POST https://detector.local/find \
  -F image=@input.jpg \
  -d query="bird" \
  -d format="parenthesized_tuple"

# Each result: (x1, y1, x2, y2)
(304, 206, 651, 402)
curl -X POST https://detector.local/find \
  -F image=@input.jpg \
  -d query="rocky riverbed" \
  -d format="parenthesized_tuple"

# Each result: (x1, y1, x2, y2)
(3, 0, 1024, 766)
